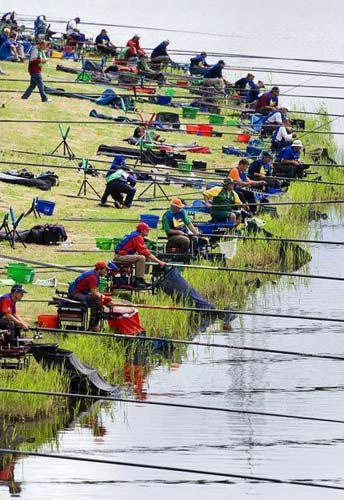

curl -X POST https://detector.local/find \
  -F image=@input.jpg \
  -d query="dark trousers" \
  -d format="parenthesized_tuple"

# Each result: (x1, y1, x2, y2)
(101, 180, 136, 207)
(166, 234, 200, 254)
(22, 73, 47, 102)
(68, 292, 101, 328)
(237, 189, 257, 213)
(97, 45, 117, 57)
(0, 318, 21, 342)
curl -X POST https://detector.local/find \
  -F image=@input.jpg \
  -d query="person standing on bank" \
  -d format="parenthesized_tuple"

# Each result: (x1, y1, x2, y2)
(21, 39, 50, 103)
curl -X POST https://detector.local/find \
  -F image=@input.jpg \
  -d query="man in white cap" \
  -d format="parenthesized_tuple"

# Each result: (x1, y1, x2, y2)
(276, 140, 308, 178)
(150, 40, 171, 68)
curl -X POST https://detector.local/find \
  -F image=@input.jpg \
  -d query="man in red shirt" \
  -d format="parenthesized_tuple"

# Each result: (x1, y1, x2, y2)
(21, 39, 49, 102)
(0, 285, 29, 340)
(114, 223, 166, 289)
(126, 34, 145, 60)
(68, 261, 113, 332)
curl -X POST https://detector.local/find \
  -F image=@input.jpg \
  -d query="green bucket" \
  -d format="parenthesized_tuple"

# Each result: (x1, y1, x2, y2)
(165, 88, 176, 96)
(113, 237, 123, 250)
(182, 106, 199, 119)
(226, 118, 238, 126)
(208, 114, 225, 125)
(177, 161, 193, 172)
(95, 237, 112, 250)
(6, 262, 35, 284)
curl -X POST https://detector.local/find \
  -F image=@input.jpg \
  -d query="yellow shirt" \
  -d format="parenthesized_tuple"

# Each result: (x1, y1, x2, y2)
(203, 186, 241, 205)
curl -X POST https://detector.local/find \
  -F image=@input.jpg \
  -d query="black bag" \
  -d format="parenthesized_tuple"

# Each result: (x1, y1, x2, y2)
(26, 224, 67, 245)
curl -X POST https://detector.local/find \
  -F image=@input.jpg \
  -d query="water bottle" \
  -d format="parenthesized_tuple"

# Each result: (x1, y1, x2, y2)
(140, 76, 145, 88)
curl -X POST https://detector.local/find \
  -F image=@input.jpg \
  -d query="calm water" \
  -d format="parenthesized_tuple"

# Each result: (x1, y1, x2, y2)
(1, 1, 344, 498)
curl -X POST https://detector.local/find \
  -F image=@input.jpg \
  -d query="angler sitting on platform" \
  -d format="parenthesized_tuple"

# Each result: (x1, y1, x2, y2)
(150, 40, 171, 68)
(275, 140, 308, 178)
(113, 223, 166, 289)
(248, 151, 281, 188)
(255, 86, 280, 115)
(68, 261, 115, 332)
(229, 158, 266, 213)
(125, 34, 145, 61)
(271, 118, 295, 151)
(66, 17, 86, 43)
(210, 178, 242, 226)
(0, 285, 29, 341)
(100, 162, 137, 209)
(234, 73, 256, 99)
(190, 52, 210, 69)
(162, 197, 200, 254)
(95, 29, 117, 56)
(203, 60, 227, 91)
(261, 106, 289, 136)
(137, 54, 166, 86)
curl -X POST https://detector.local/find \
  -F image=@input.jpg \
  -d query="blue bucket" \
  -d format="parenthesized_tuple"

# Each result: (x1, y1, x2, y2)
(36, 199, 55, 216)
(156, 95, 172, 106)
(140, 214, 160, 228)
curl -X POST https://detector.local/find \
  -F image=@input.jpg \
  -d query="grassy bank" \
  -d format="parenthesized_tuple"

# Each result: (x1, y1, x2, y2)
(0, 59, 343, 418)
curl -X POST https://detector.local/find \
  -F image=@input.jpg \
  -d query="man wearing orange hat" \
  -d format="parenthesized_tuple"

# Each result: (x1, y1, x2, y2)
(162, 198, 199, 254)
(114, 223, 166, 289)
(68, 261, 115, 332)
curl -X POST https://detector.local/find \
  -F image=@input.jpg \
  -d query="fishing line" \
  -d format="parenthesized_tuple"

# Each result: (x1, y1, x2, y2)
(1, 386, 344, 423)
(1, 448, 342, 489)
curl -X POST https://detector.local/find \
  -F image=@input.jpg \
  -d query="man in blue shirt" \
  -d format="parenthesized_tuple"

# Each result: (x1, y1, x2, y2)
(162, 197, 200, 254)
(203, 60, 227, 91)
(150, 40, 170, 68)
(248, 151, 281, 188)
(190, 52, 210, 74)
(276, 140, 307, 178)
(95, 29, 117, 56)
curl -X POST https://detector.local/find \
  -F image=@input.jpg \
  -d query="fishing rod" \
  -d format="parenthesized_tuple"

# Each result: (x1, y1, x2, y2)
(1, 448, 342, 490)
(2, 253, 344, 324)
(151, 199, 344, 209)
(3, 385, 344, 424)
(32, 327, 344, 363)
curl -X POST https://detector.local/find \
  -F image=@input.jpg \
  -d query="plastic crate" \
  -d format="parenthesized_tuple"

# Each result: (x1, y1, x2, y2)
(209, 114, 225, 125)
(177, 162, 193, 172)
(182, 106, 199, 119)
(95, 237, 113, 250)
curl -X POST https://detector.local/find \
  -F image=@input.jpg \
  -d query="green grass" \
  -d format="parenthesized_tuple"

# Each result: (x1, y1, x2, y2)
(0, 60, 344, 418)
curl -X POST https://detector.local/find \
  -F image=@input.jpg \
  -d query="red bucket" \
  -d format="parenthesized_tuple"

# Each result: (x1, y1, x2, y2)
(237, 133, 251, 143)
(186, 124, 199, 135)
(37, 314, 58, 328)
(108, 311, 144, 335)
(177, 80, 188, 87)
(198, 124, 213, 137)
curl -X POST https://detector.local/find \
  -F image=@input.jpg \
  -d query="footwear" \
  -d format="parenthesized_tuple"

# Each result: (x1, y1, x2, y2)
(114, 201, 123, 209)
(42, 98, 52, 103)
(134, 277, 149, 289)
(90, 326, 100, 332)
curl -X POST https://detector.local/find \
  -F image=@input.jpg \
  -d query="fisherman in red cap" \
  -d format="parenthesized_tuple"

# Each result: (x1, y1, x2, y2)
(68, 261, 115, 332)
(113, 223, 166, 289)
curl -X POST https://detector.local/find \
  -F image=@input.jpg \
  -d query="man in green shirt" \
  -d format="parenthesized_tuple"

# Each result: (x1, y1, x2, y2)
(211, 178, 242, 225)
(162, 197, 199, 254)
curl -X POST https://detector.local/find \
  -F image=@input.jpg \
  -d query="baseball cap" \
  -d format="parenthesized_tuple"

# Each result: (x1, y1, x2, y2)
(11, 285, 27, 294)
(136, 222, 151, 232)
(292, 140, 303, 147)
(223, 178, 234, 186)
(95, 260, 110, 270)
(170, 197, 184, 208)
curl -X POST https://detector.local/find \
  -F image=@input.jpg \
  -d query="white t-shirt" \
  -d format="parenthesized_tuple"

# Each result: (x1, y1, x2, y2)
(266, 111, 283, 125)
(275, 126, 293, 142)
(67, 19, 78, 35)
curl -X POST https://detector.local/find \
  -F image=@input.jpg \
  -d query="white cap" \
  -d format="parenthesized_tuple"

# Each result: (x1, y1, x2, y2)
(292, 140, 303, 148)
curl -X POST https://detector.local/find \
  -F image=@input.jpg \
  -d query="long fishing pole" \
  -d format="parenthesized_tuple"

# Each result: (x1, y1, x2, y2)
(2, 385, 344, 424)
(32, 327, 344, 362)
(150, 199, 344, 209)
(1, 448, 342, 490)
(1, 254, 344, 323)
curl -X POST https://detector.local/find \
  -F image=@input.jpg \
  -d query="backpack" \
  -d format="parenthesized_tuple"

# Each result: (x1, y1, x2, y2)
(26, 224, 67, 245)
